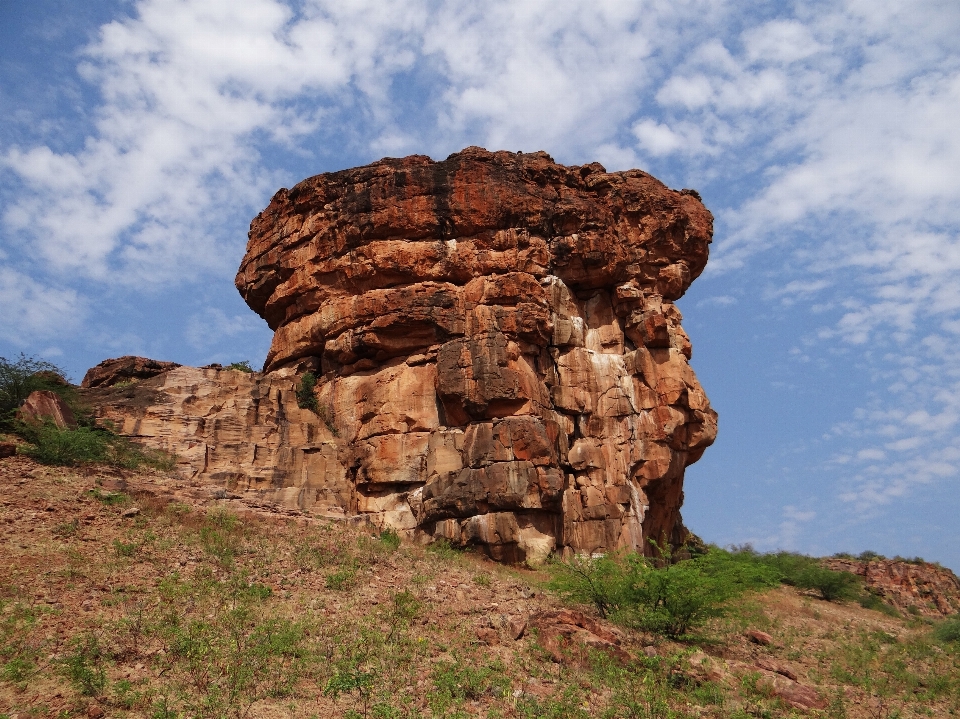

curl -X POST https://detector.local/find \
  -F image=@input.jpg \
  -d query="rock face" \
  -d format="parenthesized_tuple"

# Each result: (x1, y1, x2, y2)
(17, 390, 77, 429)
(82, 366, 352, 516)
(825, 558, 960, 616)
(81, 356, 181, 389)
(230, 147, 717, 562)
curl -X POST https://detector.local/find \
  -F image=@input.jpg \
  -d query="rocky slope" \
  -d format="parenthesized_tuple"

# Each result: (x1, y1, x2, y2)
(1, 454, 958, 719)
(86, 147, 718, 563)
(825, 557, 960, 617)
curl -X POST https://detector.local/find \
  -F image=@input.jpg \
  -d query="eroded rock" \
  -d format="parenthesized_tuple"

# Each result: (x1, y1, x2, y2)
(81, 356, 181, 388)
(85, 147, 717, 563)
(17, 390, 77, 429)
(824, 558, 960, 616)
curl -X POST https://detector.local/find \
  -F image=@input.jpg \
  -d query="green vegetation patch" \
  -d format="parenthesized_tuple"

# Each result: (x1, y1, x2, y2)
(17, 420, 175, 470)
(935, 616, 960, 644)
(548, 546, 780, 638)
(0, 354, 77, 428)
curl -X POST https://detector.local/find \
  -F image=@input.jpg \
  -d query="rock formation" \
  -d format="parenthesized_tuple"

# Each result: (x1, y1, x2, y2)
(83, 366, 352, 514)
(17, 390, 77, 429)
(825, 558, 960, 616)
(85, 147, 717, 563)
(81, 356, 181, 388)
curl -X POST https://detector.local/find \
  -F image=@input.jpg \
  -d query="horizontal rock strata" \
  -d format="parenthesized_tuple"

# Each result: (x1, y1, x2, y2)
(825, 558, 960, 616)
(82, 366, 352, 516)
(233, 147, 717, 562)
(84, 147, 717, 564)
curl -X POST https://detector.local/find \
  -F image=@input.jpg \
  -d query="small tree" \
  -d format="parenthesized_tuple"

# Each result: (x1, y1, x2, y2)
(295, 372, 319, 412)
(0, 354, 72, 427)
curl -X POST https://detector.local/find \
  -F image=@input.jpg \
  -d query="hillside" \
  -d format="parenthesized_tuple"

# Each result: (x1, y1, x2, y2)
(1, 451, 958, 719)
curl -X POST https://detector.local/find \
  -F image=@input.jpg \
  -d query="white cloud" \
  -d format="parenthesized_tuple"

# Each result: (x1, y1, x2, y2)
(3, 0, 960, 535)
(627, 1, 960, 518)
(2, 0, 430, 286)
(742, 20, 823, 65)
(185, 307, 265, 350)
(696, 294, 737, 308)
(777, 505, 816, 548)
(0, 268, 86, 345)
(632, 119, 712, 158)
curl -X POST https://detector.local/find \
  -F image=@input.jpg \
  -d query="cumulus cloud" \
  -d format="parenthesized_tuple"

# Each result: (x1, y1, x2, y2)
(3, 0, 960, 529)
(2, 0, 430, 286)
(626, 0, 960, 516)
(0, 268, 85, 346)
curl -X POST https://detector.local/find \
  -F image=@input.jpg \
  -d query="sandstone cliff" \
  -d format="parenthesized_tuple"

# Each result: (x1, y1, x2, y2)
(87, 147, 718, 563)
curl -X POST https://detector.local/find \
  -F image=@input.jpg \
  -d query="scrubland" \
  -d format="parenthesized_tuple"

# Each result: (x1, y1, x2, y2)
(1, 452, 958, 719)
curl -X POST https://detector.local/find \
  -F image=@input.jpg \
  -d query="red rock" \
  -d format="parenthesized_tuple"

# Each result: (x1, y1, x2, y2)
(16, 390, 76, 429)
(0, 442, 16, 458)
(727, 661, 826, 711)
(745, 629, 773, 645)
(824, 558, 960, 616)
(509, 616, 527, 640)
(476, 627, 500, 645)
(755, 656, 798, 681)
(529, 609, 630, 664)
(762, 674, 827, 711)
(83, 148, 718, 564)
(81, 356, 181, 388)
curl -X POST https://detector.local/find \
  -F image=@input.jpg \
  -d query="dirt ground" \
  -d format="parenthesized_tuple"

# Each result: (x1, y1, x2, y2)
(1, 452, 958, 718)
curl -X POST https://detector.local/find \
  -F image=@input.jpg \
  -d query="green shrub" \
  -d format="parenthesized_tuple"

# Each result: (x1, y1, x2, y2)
(378, 528, 401, 552)
(0, 354, 73, 428)
(17, 420, 175, 469)
(114, 540, 138, 558)
(1, 656, 34, 683)
(19, 423, 110, 465)
(742, 551, 862, 601)
(61, 633, 107, 696)
(152, 574, 308, 715)
(548, 546, 779, 637)
(326, 567, 358, 590)
(199, 510, 242, 568)
(296, 372, 319, 412)
(426, 538, 463, 561)
(0, 602, 43, 686)
(429, 660, 510, 714)
(858, 591, 900, 617)
(546, 552, 625, 619)
(89, 488, 129, 505)
(934, 617, 960, 644)
(227, 360, 254, 372)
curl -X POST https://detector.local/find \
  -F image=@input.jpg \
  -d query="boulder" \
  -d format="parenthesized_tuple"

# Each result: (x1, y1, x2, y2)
(17, 390, 76, 429)
(529, 609, 630, 664)
(81, 356, 181, 388)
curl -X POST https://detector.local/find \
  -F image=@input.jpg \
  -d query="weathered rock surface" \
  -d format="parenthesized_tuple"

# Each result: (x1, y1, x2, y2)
(86, 147, 717, 563)
(529, 609, 631, 664)
(17, 390, 77, 429)
(81, 356, 181, 388)
(82, 366, 351, 515)
(825, 558, 960, 616)
(687, 651, 826, 711)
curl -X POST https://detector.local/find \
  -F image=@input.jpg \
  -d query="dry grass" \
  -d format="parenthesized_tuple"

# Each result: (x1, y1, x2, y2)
(1, 455, 958, 718)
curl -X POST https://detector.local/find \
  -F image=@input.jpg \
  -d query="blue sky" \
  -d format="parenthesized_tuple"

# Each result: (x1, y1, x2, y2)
(3, 0, 959, 569)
